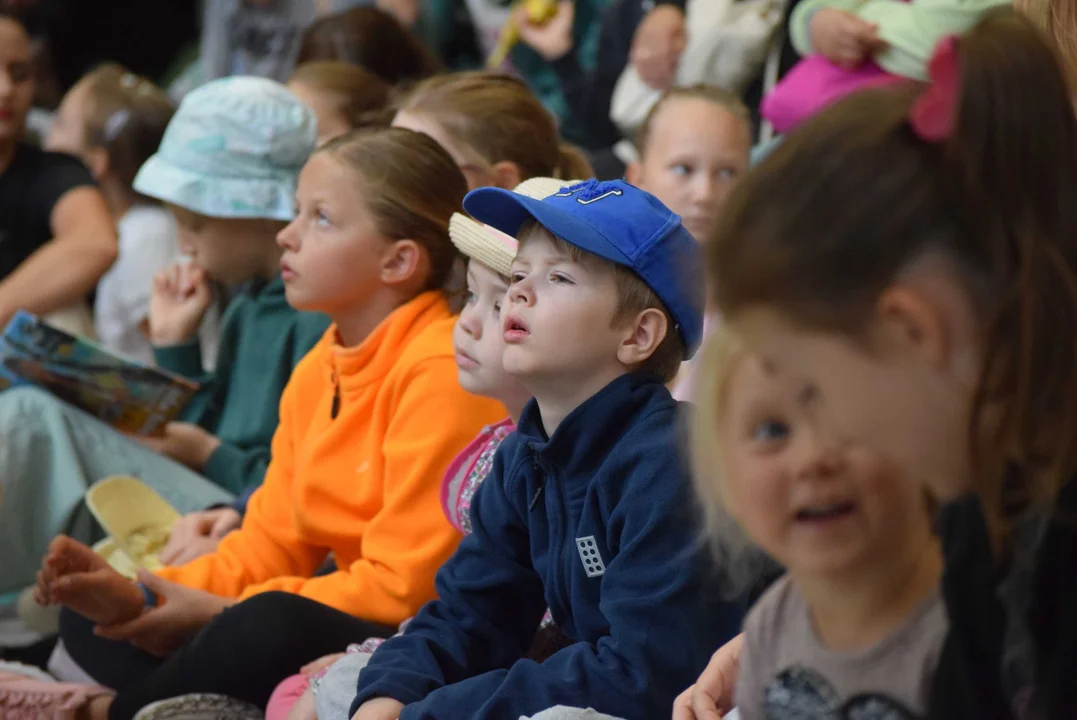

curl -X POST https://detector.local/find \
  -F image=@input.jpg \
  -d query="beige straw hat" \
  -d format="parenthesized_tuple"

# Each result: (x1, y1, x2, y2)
(450, 177, 581, 277)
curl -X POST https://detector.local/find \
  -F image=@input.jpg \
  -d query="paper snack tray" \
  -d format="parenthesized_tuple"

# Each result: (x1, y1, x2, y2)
(85, 476, 181, 576)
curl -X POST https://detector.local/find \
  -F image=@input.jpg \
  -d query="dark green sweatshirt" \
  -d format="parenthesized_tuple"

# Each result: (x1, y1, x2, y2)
(154, 275, 329, 495)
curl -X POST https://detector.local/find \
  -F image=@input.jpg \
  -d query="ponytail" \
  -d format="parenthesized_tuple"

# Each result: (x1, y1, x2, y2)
(710, 8, 1077, 533)
(948, 8, 1077, 512)
(554, 143, 594, 180)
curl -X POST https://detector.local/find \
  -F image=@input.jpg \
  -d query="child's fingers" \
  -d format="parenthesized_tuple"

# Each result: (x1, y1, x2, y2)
(672, 684, 698, 720)
(690, 688, 724, 720)
(33, 570, 52, 606)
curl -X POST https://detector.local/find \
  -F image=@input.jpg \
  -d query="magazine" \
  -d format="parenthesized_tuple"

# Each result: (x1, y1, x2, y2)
(0, 311, 198, 436)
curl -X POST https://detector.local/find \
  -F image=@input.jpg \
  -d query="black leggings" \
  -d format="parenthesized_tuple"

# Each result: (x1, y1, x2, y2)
(59, 592, 395, 720)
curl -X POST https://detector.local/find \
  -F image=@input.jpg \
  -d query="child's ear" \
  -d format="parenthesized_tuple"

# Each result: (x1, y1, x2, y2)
(617, 307, 668, 367)
(490, 161, 524, 191)
(84, 147, 110, 181)
(624, 161, 642, 186)
(380, 239, 429, 291)
(875, 285, 948, 370)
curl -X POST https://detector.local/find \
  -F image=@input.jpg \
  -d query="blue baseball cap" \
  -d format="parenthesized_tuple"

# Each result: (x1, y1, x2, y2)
(463, 179, 705, 358)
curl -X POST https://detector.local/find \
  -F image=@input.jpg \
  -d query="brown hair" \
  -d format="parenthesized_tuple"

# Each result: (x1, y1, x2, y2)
(710, 9, 1077, 539)
(1020, 0, 1077, 88)
(397, 72, 594, 181)
(78, 64, 175, 196)
(518, 223, 684, 382)
(319, 127, 467, 293)
(297, 7, 440, 87)
(289, 61, 392, 130)
(635, 84, 751, 159)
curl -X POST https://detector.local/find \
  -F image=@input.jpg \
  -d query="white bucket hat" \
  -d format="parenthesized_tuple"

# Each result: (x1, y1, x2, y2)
(133, 76, 317, 220)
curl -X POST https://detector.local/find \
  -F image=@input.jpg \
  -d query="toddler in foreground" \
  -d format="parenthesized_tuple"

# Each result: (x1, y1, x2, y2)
(683, 330, 944, 718)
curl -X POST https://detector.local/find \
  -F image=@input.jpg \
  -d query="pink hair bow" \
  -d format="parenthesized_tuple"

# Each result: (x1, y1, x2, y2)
(910, 35, 961, 142)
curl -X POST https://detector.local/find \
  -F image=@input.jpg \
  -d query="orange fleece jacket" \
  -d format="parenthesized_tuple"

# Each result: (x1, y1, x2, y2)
(157, 292, 507, 625)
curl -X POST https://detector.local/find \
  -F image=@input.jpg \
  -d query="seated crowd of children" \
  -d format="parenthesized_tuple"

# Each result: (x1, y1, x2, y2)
(1, 1, 1076, 719)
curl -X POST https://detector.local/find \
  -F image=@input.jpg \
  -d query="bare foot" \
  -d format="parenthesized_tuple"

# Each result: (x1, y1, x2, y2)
(39, 536, 144, 627)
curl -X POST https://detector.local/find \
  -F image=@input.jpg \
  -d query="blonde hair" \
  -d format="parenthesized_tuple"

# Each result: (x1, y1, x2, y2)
(1020, 0, 1077, 87)
(78, 64, 175, 195)
(289, 61, 393, 129)
(690, 327, 771, 594)
(397, 72, 594, 181)
(635, 84, 751, 160)
(318, 127, 468, 293)
(517, 222, 684, 382)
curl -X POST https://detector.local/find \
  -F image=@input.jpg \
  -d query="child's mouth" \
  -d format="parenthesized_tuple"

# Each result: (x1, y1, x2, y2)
(795, 502, 856, 523)
(503, 315, 530, 343)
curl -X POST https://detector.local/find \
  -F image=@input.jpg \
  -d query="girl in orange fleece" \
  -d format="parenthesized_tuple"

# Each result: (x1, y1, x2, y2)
(32, 127, 507, 720)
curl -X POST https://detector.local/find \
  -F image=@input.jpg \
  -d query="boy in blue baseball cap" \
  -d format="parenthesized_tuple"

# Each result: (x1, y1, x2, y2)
(350, 179, 745, 720)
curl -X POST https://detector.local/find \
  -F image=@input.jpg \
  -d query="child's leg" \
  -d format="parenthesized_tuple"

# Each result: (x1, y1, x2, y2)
(313, 653, 372, 720)
(58, 607, 164, 691)
(0, 387, 234, 594)
(286, 689, 317, 720)
(523, 709, 627, 720)
(266, 674, 310, 720)
(100, 592, 395, 720)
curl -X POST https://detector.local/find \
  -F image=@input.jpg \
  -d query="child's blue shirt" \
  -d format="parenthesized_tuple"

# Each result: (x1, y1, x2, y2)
(351, 372, 744, 719)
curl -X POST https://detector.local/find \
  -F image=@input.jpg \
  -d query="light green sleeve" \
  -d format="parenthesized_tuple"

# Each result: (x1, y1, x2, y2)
(789, 0, 869, 57)
(860, 0, 1012, 80)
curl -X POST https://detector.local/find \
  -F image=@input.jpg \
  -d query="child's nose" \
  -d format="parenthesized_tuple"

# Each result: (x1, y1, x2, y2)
(508, 278, 534, 306)
(458, 308, 482, 338)
(276, 221, 299, 250)
(793, 424, 846, 480)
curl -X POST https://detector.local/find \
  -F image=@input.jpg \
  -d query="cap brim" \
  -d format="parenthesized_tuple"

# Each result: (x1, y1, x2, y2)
(463, 187, 634, 268)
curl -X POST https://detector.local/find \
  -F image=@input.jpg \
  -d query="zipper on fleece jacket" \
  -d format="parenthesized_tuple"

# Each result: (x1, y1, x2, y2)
(330, 369, 340, 419)
(529, 453, 547, 511)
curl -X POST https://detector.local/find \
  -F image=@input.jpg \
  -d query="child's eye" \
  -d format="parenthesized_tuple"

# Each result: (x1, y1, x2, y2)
(465, 291, 477, 306)
(550, 273, 574, 285)
(798, 384, 818, 408)
(672, 164, 692, 177)
(315, 210, 331, 226)
(8, 63, 30, 84)
(717, 168, 737, 181)
(510, 271, 526, 284)
(752, 419, 790, 444)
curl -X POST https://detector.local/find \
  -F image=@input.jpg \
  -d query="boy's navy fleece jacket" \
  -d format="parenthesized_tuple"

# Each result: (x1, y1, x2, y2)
(350, 372, 744, 719)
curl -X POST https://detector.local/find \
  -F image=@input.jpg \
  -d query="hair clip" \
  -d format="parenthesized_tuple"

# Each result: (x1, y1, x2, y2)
(909, 35, 961, 143)
(103, 109, 131, 142)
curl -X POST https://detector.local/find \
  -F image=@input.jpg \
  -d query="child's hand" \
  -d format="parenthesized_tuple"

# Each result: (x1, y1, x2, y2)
(375, 0, 419, 27)
(94, 570, 232, 657)
(301, 652, 346, 677)
(809, 8, 884, 68)
(34, 536, 145, 627)
(352, 697, 405, 720)
(516, 1, 574, 62)
(631, 4, 687, 90)
(149, 262, 213, 346)
(138, 422, 222, 471)
(672, 633, 743, 719)
(160, 507, 241, 567)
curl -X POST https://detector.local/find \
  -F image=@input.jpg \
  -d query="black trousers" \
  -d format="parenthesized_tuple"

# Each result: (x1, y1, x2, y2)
(59, 592, 395, 720)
